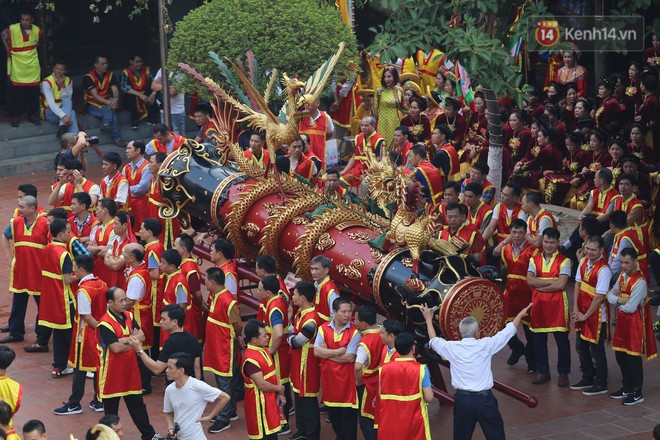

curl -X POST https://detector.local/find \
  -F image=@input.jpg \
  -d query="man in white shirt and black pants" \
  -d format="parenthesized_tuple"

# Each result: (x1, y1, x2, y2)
(422, 303, 532, 440)
(163, 352, 230, 440)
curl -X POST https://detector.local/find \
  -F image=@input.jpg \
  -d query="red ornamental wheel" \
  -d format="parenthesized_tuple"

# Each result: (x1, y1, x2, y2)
(440, 278, 505, 340)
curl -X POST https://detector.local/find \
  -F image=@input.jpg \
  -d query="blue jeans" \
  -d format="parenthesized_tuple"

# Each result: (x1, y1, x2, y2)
(161, 111, 186, 135)
(44, 101, 78, 134)
(87, 104, 121, 141)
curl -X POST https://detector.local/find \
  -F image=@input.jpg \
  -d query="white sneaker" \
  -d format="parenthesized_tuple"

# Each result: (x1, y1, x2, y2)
(86, 371, 94, 379)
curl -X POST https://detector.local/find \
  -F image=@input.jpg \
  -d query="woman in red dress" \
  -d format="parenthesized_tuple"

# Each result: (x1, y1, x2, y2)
(502, 109, 532, 175)
(608, 137, 626, 182)
(628, 123, 656, 172)
(542, 131, 591, 205)
(594, 77, 620, 133)
(553, 50, 588, 96)
(561, 82, 579, 131)
(464, 93, 489, 166)
(573, 129, 613, 206)
(400, 93, 431, 144)
(511, 124, 563, 189)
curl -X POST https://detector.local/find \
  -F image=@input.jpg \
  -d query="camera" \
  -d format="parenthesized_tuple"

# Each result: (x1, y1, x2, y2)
(85, 136, 100, 145)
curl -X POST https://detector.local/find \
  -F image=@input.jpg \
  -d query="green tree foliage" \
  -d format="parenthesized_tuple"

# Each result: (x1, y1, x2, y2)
(168, 0, 358, 96)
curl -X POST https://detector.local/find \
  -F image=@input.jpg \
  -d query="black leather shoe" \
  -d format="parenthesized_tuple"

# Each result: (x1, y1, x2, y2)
(0, 335, 24, 343)
(0, 326, 9, 333)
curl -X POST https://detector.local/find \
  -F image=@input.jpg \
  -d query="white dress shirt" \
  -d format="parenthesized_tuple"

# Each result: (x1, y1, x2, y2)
(428, 322, 517, 392)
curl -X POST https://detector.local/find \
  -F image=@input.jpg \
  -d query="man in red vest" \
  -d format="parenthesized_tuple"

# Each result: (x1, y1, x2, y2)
(310, 255, 340, 323)
(408, 144, 444, 207)
(340, 116, 385, 190)
(438, 203, 486, 264)
(103, 211, 136, 289)
(299, 96, 334, 169)
(377, 332, 433, 440)
(97, 287, 156, 439)
(435, 181, 461, 226)
(53, 254, 107, 415)
(83, 55, 124, 147)
(140, 218, 165, 351)
(314, 297, 361, 440)
(1, 9, 41, 127)
(244, 131, 271, 170)
(459, 161, 495, 206)
(145, 124, 186, 155)
(120, 54, 154, 130)
(607, 210, 648, 280)
(100, 152, 128, 209)
(68, 192, 98, 246)
(123, 243, 154, 394)
(193, 103, 219, 144)
(204, 267, 242, 434)
(500, 219, 537, 373)
(521, 191, 557, 248)
(464, 181, 493, 238)
(259, 275, 292, 435)
(146, 152, 180, 248)
(0, 196, 50, 346)
(484, 181, 527, 247)
(287, 281, 322, 440)
(242, 320, 285, 439)
(391, 126, 413, 167)
(607, 247, 657, 406)
(39, 218, 75, 377)
(571, 236, 612, 396)
(287, 135, 318, 183)
(174, 233, 204, 341)
(527, 227, 572, 387)
(123, 141, 151, 235)
(210, 239, 239, 298)
(354, 305, 384, 440)
(48, 159, 101, 210)
(86, 198, 117, 287)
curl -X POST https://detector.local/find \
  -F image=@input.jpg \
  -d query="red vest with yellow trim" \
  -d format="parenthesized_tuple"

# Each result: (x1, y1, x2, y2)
(40, 74, 71, 119)
(264, 295, 291, 383)
(610, 227, 648, 278)
(467, 201, 492, 231)
(68, 214, 99, 240)
(204, 289, 237, 376)
(289, 306, 321, 397)
(415, 160, 444, 204)
(244, 148, 271, 169)
(299, 111, 329, 168)
(91, 220, 115, 287)
(160, 270, 189, 348)
(106, 235, 134, 290)
(527, 208, 557, 237)
(97, 310, 143, 398)
(438, 224, 483, 256)
(199, 121, 218, 143)
(612, 270, 657, 359)
(52, 182, 69, 211)
(100, 173, 128, 204)
(0, 375, 23, 414)
(378, 358, 431, 440)
(501, 242, 537, 321)
(613, 194, 647, 225)
(84, 70, 114, 108)
(436, 143, 460, 180)
(69, 276, 108, 371)
(575, 257, 610, 343)
(126, 263, 154, 349)
(529, 252, 570, 332)
(9, 215, 49, 295)
(590, 186, 619, 215)
(257, 276, 290, 322)
(291, 156, 316, 181)
(343, 132, 386, 187)
(39, 241, 73, 329)
(315, 276, 338, 322)
(319, 322, 359, 408)
(242, 345, 282, 439)
(61, 179, 98, 210)
(147, 177, 180, 249)
(122, 160, 150, 233)
(122, 66, 150, 120)
(7, 23, 41, 85)
(495, 202, 524, 243)
(358, 328, 385, 419)
(464, 177, 495, 206)
(181, 257, 203, 341)
(152, 132, 186, 155)
(218, 260, 239, 298)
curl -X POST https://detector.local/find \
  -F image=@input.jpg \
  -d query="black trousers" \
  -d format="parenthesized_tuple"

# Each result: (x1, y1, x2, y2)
(533, 331, 571, 375)
(8, 84, 39, 117)
(103, 394, 155, 440)
(327, 406, 357, 440)
(68, 368, 98, 405)
(357, 385, 376, 440)
(293, 392, 320, 439)
(123, 93, 157, 124)
(52, 304, 74, 370)
(506, 324, 536, 371)
(615, 350, 643, 392)
(137, 352, 152, 393)
(575, 324, 608, 387)
(282, 382, 292, 423)
(7, 293, 49, 344)
(453, 390, 505, 440)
